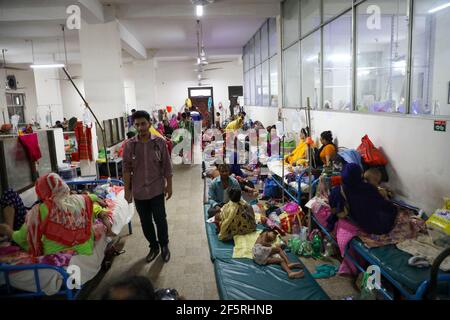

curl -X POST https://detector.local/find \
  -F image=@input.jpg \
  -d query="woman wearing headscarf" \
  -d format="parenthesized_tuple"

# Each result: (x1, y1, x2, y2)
(315, 131, 337, 167)
(0, 173, 101, 256)
(328, 163, 398, 235)
(284, 127, 310, 166)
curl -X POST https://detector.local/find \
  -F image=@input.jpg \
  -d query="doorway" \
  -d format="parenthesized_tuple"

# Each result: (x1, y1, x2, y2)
(188, 87, 214, 128)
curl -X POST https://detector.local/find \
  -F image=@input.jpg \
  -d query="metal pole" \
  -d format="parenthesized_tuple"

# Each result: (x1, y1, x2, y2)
(281, 133, 285, 205)
(405, 0, 414, 114)
(306, 97, 312, 232)
(61, 67, 111, 178)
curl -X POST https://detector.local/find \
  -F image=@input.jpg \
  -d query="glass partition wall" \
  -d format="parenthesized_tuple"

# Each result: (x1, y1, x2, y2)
(280, 0, 450, 117)
(243, 18, 279, 107)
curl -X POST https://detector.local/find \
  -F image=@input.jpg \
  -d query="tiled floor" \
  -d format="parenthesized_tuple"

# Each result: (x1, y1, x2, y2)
(88, 164, 219, 300)
(87, 164, 358, 300)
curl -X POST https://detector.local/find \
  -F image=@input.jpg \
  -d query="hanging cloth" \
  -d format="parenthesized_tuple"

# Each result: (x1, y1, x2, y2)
(75, 121, 93, 161)
(18, 133, 42, 162)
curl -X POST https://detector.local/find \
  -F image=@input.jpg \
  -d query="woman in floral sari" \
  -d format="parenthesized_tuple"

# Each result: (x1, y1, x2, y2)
(0, 173, 104, 256)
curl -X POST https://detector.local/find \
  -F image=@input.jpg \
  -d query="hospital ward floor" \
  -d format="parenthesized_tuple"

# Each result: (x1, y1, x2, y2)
(85, 165, 358, 300)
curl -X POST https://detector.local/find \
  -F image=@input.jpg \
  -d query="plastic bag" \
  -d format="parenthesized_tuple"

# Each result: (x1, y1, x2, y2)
(426, 209, 450, 236)
(356, 135, 388, 166)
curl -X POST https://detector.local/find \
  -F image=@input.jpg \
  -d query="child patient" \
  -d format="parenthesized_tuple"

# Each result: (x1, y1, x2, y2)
(80, 190, 115, 237)
(252, 229, 304, 279)
(363, 168, 392, 200)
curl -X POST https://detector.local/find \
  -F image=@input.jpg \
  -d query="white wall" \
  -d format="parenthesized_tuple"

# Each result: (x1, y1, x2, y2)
(33, 68, 65, 127)
(59, 64, 86, 120)
(122, 62, 137, 113)
(1, 69, 39, 125)
(133, 59, 156, 111)
(246, 105, 449, 214)
(79, 21, 126, 122)
(155, 59, 244, 113)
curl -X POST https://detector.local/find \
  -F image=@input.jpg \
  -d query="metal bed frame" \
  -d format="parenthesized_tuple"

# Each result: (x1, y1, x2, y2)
(307, 178, 450, 300)
(0, 178, 132, 300)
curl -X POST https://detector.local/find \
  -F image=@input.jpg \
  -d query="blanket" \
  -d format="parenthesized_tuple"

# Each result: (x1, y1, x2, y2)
(309, 196, 427, 274)
(232, 230, 282, 259)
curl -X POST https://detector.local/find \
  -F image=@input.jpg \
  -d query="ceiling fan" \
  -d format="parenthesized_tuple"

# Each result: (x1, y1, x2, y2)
(193, 19, 232, 70)
(49, 25, 81, 81)
(0, 49, 28, 71)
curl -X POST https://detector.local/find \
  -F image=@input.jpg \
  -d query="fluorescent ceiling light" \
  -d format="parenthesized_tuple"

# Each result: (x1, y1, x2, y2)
(428, 2, 450, 13)
(306, 56, 316, 62)
(30, 64, 65, 69)
(196, 5, 204, 17)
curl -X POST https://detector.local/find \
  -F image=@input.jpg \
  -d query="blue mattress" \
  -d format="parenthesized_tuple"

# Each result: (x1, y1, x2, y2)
(204, 205, 330, 300)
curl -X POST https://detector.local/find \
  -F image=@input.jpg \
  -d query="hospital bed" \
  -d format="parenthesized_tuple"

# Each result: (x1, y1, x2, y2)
(0, 179, 134, 299)
(203, 204, 330, 300)
(308, 179, 450, 300)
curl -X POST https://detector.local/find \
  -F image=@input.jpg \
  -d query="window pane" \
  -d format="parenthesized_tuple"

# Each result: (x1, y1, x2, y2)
(301, 31, 321, 109)
(323, 14, 352, 110)
(255, 64, 262, 106)
(249, 37, 255, 69)
(356, 0, 408, 113)
(249, 68, 255, 106)
(283, 42, 300, 108)
(262, 60, 270, 106)
(243, 45, 248, 72)
(261, 21, 269, 62)
(411, 0, 450, 116)
(269, 17, 278, 57)
(300, 0, 321, 37)
(270, 56, 279, 107)
(244, 72, 250, 105)
(255, 31, 261, 65)
(6, 93, 13, 106)
(323, 0, 352, 23)
(283, 0, 299, 48)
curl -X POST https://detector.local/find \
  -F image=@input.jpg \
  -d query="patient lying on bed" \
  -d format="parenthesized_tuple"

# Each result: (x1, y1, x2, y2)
(252, 229, 304, 279)
(81, 190, 114, 237)
(0, 173, 109, 257)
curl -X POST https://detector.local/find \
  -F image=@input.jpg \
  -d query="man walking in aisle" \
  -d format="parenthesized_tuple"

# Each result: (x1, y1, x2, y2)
(123, 110, 173, 263)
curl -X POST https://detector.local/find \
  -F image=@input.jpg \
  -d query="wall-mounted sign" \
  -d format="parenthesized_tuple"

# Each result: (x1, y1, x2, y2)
(434, 120, 447, 132)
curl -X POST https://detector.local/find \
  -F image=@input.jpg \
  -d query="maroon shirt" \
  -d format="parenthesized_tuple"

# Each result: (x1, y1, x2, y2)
(123, 134, 173, 200)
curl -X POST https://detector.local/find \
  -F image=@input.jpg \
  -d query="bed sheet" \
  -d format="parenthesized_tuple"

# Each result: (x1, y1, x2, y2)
(0, 191, 134, 296)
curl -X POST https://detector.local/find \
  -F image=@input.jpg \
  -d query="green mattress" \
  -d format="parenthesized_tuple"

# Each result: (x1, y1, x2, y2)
(204, 205, 330, 300)
(214, 256, 330, 300)
(351, 239, 449, 294)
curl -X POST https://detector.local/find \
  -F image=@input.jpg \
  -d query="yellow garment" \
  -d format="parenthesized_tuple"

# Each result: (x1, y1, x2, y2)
(225, 118, 243, 132)
(218, 200, 256, 241)
(232, 230, 282, 259)
(149, 126, 163, 137)
(320, 143, 336, 164)
(284, 139, 308, 166)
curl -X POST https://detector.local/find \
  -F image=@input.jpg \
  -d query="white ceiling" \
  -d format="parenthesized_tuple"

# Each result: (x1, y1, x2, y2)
(0, 0, 281, 64)
(119, 16, 267, 50)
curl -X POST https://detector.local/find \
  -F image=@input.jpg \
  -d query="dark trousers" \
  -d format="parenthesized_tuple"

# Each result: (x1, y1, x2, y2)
(134, 194, 169, 249)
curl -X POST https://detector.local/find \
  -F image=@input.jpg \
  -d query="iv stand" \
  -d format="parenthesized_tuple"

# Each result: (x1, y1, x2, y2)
(61, 67, 111, 178)
(305, 97, 312, 231)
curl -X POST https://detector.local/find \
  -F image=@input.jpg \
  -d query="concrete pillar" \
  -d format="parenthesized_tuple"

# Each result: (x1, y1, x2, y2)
(79, 20, 126, 122)
(0, 85, 7, 125)
(133, 57, 156, 112)
(33, 68, 65, 128)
